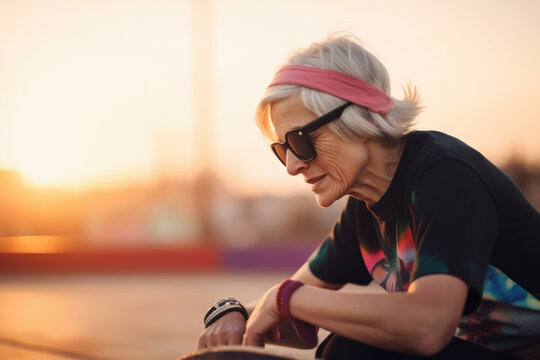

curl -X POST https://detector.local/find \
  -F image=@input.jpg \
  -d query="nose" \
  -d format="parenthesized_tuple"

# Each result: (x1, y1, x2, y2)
(285, 150, 309, 175)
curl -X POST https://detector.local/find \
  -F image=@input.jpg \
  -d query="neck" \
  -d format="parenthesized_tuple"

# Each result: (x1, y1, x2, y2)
(349, 139, 405, 206)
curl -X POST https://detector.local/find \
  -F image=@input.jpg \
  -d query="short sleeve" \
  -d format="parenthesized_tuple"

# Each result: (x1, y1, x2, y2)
(410, 160, 500, 314)
(309, 198, 372, 286)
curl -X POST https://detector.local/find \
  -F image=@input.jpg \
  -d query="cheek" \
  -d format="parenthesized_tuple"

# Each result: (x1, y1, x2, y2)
(314, 140, 343, 173)
(316, 137, 367, 187)
(315, 139, 337, 161)
(343, 142, 370, 176)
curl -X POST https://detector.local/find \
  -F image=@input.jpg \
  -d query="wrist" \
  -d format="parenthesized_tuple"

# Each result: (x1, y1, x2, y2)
(276, 279, 304, 320)
(275, 279, 318, 348)
(204, 298, 248, 328)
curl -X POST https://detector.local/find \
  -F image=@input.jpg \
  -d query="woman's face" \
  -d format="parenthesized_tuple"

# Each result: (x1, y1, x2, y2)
(270, 96, 370, 207)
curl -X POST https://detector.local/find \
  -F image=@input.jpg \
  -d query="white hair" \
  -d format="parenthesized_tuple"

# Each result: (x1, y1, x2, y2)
(255, 33, 423, 145)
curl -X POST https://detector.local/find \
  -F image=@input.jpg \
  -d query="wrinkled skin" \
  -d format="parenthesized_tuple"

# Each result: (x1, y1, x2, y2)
(197, 311, 247, 349)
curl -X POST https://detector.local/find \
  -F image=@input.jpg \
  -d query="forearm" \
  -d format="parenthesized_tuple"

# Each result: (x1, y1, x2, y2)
(288, 276, 467, 355)
(289, 289, 431, 353)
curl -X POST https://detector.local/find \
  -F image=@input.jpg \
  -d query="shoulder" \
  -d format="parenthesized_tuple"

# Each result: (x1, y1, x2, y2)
(404, 131, 501, 192)
(404, 131, 528, 212)
(411, 159, 492, 206)
(404, 131, 488, 172)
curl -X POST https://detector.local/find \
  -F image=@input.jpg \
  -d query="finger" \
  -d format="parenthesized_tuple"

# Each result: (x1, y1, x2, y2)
(268, 327, 280, 342)
(228, 334, 243, 346)
(197, 337, 207, 350)
(244, 333, 265, 347)
(217, 332, 234, 346)
(205, 337, 218, 348)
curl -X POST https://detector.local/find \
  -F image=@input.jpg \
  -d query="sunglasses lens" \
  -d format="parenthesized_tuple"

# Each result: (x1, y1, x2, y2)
(287, 132, 314, 161)
(271, 143, 287, 165)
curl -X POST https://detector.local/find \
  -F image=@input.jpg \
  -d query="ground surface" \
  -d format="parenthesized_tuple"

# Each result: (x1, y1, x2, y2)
(0, 272, 366, 360)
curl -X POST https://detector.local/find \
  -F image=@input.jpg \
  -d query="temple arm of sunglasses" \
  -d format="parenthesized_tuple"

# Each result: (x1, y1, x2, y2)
(301, 101, 352, 133)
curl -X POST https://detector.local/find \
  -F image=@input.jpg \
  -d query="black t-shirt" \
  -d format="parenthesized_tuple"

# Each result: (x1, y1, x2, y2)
(309, 131, 540, 352)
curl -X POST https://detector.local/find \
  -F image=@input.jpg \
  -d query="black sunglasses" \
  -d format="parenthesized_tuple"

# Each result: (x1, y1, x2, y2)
(270, 101, 352, 166)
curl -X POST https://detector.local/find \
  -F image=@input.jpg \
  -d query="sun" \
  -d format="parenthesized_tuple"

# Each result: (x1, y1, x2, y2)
(5, 113, 92, 189)
(16, 140, 88, 189)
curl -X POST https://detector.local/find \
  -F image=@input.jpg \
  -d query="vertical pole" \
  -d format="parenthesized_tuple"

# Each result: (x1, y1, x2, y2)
(190, 0, 215, 240)
(190, 0, 214, 173)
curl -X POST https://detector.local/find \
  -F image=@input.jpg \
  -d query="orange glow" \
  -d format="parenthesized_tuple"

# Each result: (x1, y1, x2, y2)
(0, 0, 538, 195)
(0, 235, 72, 254)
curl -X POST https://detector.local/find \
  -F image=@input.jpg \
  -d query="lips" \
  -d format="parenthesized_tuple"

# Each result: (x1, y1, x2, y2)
(306, 174, 326, 191)
(306, 175, 325, 184)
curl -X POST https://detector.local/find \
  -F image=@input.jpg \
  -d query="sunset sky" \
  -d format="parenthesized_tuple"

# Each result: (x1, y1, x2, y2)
(1, 0, 539, 196)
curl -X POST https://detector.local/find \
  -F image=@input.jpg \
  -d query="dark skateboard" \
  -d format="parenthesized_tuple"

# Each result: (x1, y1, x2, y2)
(178, 345, 314, 360)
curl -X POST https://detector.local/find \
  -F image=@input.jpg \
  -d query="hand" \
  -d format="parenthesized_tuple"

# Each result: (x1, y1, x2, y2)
(197, 311, 247, 349)
(242, 285, 282, 347)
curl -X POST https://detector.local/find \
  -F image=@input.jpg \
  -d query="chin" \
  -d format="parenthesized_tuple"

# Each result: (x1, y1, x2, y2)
(315, 186, 348, 208)
(315, 193, 336, 208)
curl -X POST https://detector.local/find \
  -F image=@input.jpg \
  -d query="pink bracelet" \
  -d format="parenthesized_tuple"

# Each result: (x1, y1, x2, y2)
(276, 279, 304, 320)
(276, 279, 318, 348)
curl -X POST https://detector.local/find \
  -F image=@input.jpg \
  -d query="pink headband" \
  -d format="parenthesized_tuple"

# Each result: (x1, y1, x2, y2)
(268, 65, 394, 114)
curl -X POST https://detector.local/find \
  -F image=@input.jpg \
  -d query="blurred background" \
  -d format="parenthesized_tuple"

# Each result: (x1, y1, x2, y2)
(0, 0, 539, 359)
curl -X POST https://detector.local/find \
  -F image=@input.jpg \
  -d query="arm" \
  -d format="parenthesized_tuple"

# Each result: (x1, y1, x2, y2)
(244, 272, 468, 356)
(197, 262, 342, 349)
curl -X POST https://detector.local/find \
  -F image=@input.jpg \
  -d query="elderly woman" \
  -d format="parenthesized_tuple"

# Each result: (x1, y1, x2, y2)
(198, 34, 540, 359)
